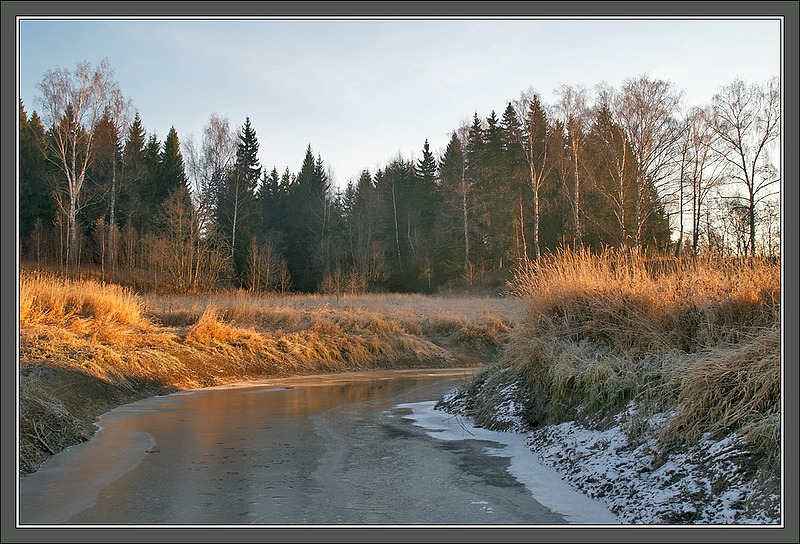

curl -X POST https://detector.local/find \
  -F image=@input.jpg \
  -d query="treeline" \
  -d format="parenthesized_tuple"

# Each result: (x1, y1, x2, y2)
(18, 60, 781, 294)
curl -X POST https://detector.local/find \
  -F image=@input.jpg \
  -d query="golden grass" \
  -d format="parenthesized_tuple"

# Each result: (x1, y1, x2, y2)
(18, 271, 515, 474)
(22, 251, 780, 480)
(498, 248, 781, 460)
(184, 306, 262, 346)
(511, 249, 779, 353)
(144, 290, 520, 343)
(19, 272, 508, 391)
(20, 271, 152, 331)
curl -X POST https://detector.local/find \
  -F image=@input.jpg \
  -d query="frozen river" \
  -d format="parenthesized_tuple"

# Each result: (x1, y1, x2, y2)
(18, 369, 617, 526)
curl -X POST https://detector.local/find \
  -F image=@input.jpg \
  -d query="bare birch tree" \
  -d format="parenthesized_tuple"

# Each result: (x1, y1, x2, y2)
(184, 112, 237, 236)
(183, 113, 238, 289)
(710, 77, 780, 256)
(680, 106, 725, 255)
(514, 89, 555, 261)
(36, 58, 123, 268)
(613, 75, 682, 250)
(554, 84, 592, 248)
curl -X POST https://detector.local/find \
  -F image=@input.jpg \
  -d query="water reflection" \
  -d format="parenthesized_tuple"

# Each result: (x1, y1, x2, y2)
(238, 378, 432, 415)
(19, 369, 473, 525)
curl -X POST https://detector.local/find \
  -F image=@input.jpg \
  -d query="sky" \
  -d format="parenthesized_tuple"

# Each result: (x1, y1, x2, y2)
(17, 16, 783, 189)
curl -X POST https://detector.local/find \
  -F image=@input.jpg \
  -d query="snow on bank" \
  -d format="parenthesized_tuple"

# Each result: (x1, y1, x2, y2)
(400, 398, 781, 526)
(396, 400, 620, 525)
(527, 409, 781, 525)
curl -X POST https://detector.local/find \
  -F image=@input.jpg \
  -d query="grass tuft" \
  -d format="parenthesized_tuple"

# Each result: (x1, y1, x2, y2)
(20, 271, 151, 331)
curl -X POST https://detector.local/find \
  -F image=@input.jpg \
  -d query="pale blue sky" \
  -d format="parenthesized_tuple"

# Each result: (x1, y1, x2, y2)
(17, 17, 782, 187)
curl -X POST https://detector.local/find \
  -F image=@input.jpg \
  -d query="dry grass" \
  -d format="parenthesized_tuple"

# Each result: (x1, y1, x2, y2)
(19, 274, 516, 388)
(511, 249, 779, 354)
(183, 306, 263, 346)
(486, 248, 781, 469)
(19, 270, 154, 346)
(144, 290, 521, 343)
(22, 251, 781, 483)
(662, 327, 781, 457)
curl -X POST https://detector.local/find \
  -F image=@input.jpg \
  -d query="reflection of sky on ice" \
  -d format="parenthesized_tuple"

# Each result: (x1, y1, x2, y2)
(395, 401, 620, 525)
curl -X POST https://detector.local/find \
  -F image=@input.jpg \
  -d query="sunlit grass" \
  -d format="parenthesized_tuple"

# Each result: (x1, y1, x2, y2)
(20, 271, 152, 330)
(19, 272, 517, 392)
(464, 248, 780, 469)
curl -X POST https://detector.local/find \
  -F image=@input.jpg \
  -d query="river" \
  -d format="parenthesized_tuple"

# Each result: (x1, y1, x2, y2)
(17, 369, 618, 526)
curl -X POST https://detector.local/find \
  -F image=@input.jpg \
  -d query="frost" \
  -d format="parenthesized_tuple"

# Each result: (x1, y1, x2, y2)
(430, 386, 781, 525)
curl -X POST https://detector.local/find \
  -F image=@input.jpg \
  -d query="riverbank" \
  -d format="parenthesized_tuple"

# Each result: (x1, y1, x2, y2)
(434, 250, 782, 524)
(18, 272, 517, 474)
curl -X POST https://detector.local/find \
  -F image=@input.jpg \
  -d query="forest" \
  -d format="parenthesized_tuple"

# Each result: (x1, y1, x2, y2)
(18, 60, 781, 294)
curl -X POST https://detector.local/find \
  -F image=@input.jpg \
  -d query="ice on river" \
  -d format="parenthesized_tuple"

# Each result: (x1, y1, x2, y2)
(396, 400, 620, 525)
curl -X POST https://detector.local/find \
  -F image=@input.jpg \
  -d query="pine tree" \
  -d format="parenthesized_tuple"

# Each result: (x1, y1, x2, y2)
(217, 117, 262, 282)
(158, 126, 188, 200)
(19, 101, 55, 266)
(436, 132, 471, 278)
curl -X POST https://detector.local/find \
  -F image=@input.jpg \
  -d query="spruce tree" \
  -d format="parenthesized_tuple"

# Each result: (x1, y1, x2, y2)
(158, 126, 188, 200)
(257, 166, 283, 233)
(217, 117, 262, 282)
(284, 145, 332, 292)
(437, 132, 470, 278)
(84, 108, 124, 273)
(481, 110, 514, 268)
(500, 102, 533, 262)
(519, 93, 557, 259)
(137, 132, 162, 232)
(118, 113, 148, 232)
(19, 101, 55, 264)
(411, 139, 441, 290)
(415, 139, 437, 184)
